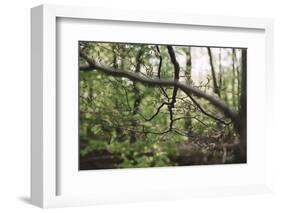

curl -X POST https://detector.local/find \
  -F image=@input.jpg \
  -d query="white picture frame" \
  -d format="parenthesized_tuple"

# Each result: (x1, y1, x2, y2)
(31, 4, 274, 208)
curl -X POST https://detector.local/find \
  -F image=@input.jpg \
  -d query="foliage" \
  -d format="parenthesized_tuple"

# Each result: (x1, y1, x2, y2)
(79, 42, 243, 169)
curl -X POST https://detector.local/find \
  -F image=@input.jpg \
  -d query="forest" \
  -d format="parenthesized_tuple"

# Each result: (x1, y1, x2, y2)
(79, 41, 247, 170)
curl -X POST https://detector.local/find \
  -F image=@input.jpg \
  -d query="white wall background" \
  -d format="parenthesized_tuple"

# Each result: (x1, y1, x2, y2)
(0, 0, 280, 212)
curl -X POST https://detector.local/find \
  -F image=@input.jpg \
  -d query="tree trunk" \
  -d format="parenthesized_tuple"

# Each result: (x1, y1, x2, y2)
(207, 47, 220, 98)
(234, 49, 247, 163)
(130, 48, 143, 143)
(233, 49, 241, 110)
(232, 49, 237, 109)
(183, 48, 193, 134)
(218, 48, 223, 89)
(112, 45, 126, 142)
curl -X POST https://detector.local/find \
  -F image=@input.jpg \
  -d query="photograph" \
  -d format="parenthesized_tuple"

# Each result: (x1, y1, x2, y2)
(79, 41, 247, 170)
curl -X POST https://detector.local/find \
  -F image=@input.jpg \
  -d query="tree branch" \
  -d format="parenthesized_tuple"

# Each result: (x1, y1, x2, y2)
(167, 45, 180, 108)
(143, 102, 168, 121)
(79, 51, 239, 127)
(185, 92, 232, 125)
(155, 45, 169, 99)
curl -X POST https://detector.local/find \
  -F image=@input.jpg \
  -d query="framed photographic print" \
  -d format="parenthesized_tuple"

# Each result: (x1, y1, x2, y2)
(31, 4, 274, 208)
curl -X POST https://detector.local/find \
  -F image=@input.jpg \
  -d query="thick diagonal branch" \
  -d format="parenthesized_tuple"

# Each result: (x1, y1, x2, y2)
(79, 51, 239, 128)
